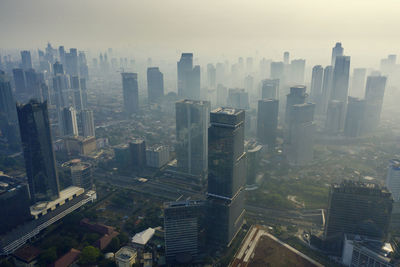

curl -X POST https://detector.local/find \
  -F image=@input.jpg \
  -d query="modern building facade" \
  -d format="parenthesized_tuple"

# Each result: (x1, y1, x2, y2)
(17, 100, 60, 203)
(129, 139, 147, 170)
(207, 108, 246, 247)
(147, 67, 164, 103)
(363, 75, 387, 132)
(177, 53, 201, 100)
(324, 181, 393, 240)
(325, 100, 345, 134)
(227, 88, 249, 110)
(257, 99, 278, 148)
(59, 106, 79, 136)
(261, 79, 279, 100)
(330, 56, 351, 103)
(344, 97, 365, 137)
(121, 72, 139, 115)
(285, 85, 307, 125)
(175, 100, 210, 176)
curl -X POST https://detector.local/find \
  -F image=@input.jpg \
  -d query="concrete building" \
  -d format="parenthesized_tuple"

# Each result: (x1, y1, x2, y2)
(131, 228, 155, 248)
(175, 100, 210, 176)
(363, 75, 387, 132)
(227, 88, 249, 110)
(146, 145, 169, 168)
(331, 42, 344, 66)
(286, 103, 316, 165)
(344, 97, 365, 137)
(70, 162, 93, 191)
(78, 109, 95, 137)
(207, 108, 246, 247)
(59, 107, 78, 136)
(121, 72, 139, 115)
(115, 247, 137, 267)
(64, 136, 96, 156)
(216, 84, 227, 106)
(147, 67, 164, 103)
(257, 99, 278, 149)
(164, 200, 206, 264)
(330, 55, 351, 103)
(289, 59, 306, 84)
(310, 65, 324, 102)
(177, 53, 200, 100)
(129, 138, 146, 170)
(20, 51, 33, 70)
(207, 64, 216, 88)
(325, 100, 345, 134)
(324, 181, 393, 240)
(285, 86, 307, 125)
(261, 79, 279, 100)
(351, 68, 367, 98)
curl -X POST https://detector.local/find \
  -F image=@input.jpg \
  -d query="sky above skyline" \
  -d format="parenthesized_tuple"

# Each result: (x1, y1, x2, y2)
(1, 0, 399, 67)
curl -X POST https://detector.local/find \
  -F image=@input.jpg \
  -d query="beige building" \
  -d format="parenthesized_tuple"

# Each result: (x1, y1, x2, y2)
(115, 246, 137, 267)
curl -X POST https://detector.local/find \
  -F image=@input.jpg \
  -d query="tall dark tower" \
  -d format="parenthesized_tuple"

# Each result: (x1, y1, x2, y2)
(20, 50, 33, 70)
(285, 86, 307, 125)
(0, 71, 17, 122)
(147, 67, 164, 103)
(257, 99, 279, 149)
(207, 107, 246, 247)
(17, 100, 60, 203)
(121, 72, 139, 115)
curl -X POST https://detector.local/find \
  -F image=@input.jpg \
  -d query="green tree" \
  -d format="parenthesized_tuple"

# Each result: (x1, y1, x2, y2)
(38, 247, 57, 266)
(79, 246, 101, 266)
(105, 237, 120, 252)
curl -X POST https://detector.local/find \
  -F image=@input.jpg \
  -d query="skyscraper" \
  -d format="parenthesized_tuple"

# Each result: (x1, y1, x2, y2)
(17, 100, 60, 203)
(59, 106, 79, 136)
(216, 84, 227, 106)
(70, 75, 83, 111)
(207, 64, 216, 88)
(283, 51, 290, 65)
(65, 48, 79, 76)
(70, 161, 93, 191)
(13, 68, 26, 96)
(227, 88, 249, 110)
(386, 159, 400, 203)
(363, 75, 387, 132)
(320, 65, 333, 114)
(164, 200, 206, 263)
(331, 42, 344, 66)
(207, 107, 246, 247)
(324, 181, 392, 240)
(289, 59, 306, 84)
(285, 85, 307, 125)
(261, 79, 279, 100)
(270, 61, 285, 81)
(351, 68, 367, 98)
(257, 99, 279, 148)
(325, 100, 345, 134)
(177, 53, 201, 100)
(78, 109, 95, 137)
(310, 65, 324, 101)
(344, 97, 365, 137)
(0, 71, 17, 122)
(175, 100, 210, 176)
(129, 138, 147, 170)
(20, 50, 33, 70)
(121, 72, 139, 115)
(53, 61, 64, 75)
(286, 103, 316, 165)
(330, 56, 350, 103)
(147, 67, 164, 103)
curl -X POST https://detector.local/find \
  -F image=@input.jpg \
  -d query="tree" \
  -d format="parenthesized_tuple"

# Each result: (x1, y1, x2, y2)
(105, 237, 120, 252)
(79, 246, 101, 266)
(38, 247, 57, 266)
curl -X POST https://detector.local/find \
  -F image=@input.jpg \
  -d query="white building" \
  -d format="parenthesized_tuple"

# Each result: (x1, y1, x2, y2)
(115, 246, 137, 267)
(146, 145, 170, 168)
(131, 228, 155, 248)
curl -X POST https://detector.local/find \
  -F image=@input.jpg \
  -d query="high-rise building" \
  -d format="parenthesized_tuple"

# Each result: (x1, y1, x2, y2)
(71, 161, 93, 191)
(310, 65, 324, 101)
(330, 56, 350, 103)
(261, 79, 279, 100)
(78, 109, 95, 137)
(147, 67, 164, 103)
(58, 46, 65, 65)
(20, 50, 33, 70)
(386, 159, 400, 203)
(52, 74, 69, 109)
(0, 71, 17, 122)
(285, 85, 307, 125)
(216, 63, 225, 85)
(177, 53, 201, 100)
(270, 61, 285, 81)
(59, 106, 79, 136)
(325, 100, 345, 134)
(207, 64, 216, 88)
(344, 97, 365, 137)
(331, 42, 344, 66)
(129, 139, 147, 170)
(216, 84, 227, 106)
(244, 75, 253, 93)
(121, 72, 139, 115)
(164, 200, 206, 263)
(257, 99, 278, 148)
(65, 48, 79, 76)
(320, 66, 333, 114)
(286, 103, 315, 165)
(363, 75, 387, 132)
(13, 68, 26, 96)
(324, 181, 392, 240)
(283, 51, 290, 65)
(351, 68, 367, 98)
(207, 107, 246, 247)
(70, 76, 83, 111)
(53, 61, 64, 75)
(17, 100, 60, 203)
(80, 77, 88, 109)
(227, 88, 249, 110)
(175, 100, 210, 176)
(289, 59, 306, 84)
(78, 51, 89, 80)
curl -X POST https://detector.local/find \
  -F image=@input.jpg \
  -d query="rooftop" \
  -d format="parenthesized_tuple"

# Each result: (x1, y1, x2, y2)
(131, 228, 155, 246)
(211, 107, 241, 115)
(13, 245, 41, 263)
(52, 248, 81, 267)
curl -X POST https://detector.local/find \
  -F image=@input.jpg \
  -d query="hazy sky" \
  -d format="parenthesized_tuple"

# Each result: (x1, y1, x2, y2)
(1, 0, 400, 67)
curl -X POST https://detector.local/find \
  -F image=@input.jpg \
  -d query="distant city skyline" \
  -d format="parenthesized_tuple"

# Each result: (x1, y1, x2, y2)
(1, 0, 400, 67)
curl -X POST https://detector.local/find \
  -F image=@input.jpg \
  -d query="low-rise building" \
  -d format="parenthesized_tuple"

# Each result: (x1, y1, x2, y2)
(115, 246, 137, 267)
(146, 145, 170, 168)
(13, 245, 40, 267)
(64, 136, 96, 156)
(131, 228, 155, 248)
